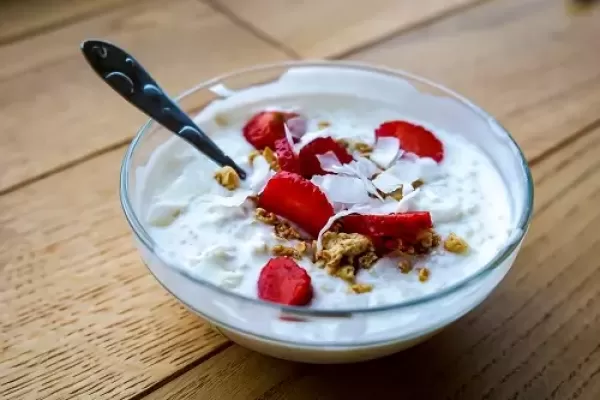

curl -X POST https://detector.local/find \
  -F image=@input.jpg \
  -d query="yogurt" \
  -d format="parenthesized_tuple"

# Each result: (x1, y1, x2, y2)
(138, 83, 513, 310)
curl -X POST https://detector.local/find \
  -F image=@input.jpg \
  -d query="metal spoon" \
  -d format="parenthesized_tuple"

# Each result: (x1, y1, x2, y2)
(80, 39, 247, 179)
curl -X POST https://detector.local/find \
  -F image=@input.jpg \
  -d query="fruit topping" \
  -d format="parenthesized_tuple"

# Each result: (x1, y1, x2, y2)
(375, 120, 444, 162)
(258, 171, 334, 238)
(243, 111, 298, 150)
(340, 212, 434, 253)
(274, 138, 301, 174)
(257, 257, 313, 305)
(298, 137, 353, 177)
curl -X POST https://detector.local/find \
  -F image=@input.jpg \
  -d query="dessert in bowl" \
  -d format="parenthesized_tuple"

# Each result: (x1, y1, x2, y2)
(121, 62, 533, 363)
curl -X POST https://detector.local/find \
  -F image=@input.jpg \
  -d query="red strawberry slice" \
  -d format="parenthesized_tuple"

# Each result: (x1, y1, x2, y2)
(258, 171, 334, 238)
(341, 212, 433, 251)
(274, 138, 301, 174)
(243, 111, 298, 150)
(258, 257, 313, 306)
(298, 137, 353, 178)
(375, 121, 444, 162)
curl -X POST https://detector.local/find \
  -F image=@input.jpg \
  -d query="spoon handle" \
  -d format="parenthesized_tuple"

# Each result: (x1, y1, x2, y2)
(80, 40, 246, 179)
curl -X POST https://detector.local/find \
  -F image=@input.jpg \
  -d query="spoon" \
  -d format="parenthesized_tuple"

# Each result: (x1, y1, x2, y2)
(80, 39, 247, 179)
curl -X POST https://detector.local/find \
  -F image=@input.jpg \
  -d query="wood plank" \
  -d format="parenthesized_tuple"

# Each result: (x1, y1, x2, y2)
(137, 125, 600, 400)
(0, 147, 230, 400)
(0, 0, 132, 44)
(213, 0, 482, 58)
(347, 0, 600, 162)
(0, 0, 289, 193)
(144, 346, 301, 400)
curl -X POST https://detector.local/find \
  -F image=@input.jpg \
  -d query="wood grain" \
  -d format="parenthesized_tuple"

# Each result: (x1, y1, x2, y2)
(0, 0, 134, 44)
(0, 0, 288, 193)
(0, 149, 228, 400)
(136, 124, 600, 400)
(212, 0, 482, 58)
(348, 0, 600, 162)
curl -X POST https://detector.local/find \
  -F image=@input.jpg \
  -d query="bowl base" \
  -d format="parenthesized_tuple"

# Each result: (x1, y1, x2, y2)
(211, 324, 441, 364)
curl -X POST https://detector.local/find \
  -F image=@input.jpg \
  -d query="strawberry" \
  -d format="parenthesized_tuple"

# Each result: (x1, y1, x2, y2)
(243, 111, 298, 150)
(340, 212, 433, 252)
(375, 120, 444, 162)
(274, 138, 301, 174)
(258, 171, 334, 238)
(258, 257, 313, 306)
(298, 137, 353, 177)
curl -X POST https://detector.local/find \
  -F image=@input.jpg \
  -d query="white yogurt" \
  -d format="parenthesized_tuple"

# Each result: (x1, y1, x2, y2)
(138, 92, 513, 309)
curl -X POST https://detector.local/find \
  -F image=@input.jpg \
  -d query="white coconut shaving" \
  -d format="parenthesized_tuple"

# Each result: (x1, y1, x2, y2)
(283, 124, 295, 149)
(293, 128, 332, 152)
(316, 152, 382, 200)
(371, 169, 403, 194)
(313, 175, 372, 205)
(286, 116, 307, 139)
(369, 137, 402, 169)
(388, 157, 442, 184)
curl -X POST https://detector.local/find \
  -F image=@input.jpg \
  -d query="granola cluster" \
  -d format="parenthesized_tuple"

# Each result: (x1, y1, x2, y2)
(255, 208, 302, 240)
(315, 232, 379, 287)
(444, 233, 469, 254)
(272, 244, 307, 260)
(214, 166, 240, 190)
(248, 147, 280, 171)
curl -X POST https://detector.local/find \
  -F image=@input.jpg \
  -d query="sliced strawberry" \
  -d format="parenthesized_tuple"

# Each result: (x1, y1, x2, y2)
(258, 171, 334, 238)
(340, 212, 433, 251)
(298, 137, 353, 178)
(258, 257, 313, 306)
(375, 121, 444, 162)
(274, 138, 301, 174)
(243, 111, 298, 150)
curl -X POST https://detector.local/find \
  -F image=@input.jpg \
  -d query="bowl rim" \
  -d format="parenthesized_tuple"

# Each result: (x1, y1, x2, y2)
(119, 60, 534, 318)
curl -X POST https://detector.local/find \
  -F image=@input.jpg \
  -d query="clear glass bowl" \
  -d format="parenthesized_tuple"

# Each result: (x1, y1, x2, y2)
(120, 61, 533, 363)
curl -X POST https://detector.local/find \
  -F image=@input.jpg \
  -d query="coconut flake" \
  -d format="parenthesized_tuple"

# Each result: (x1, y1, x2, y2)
(294, 128, 332, 152)
(353, 156, 380, 178)
(314, 175, 371, 204)
(372, 169, 403, 194)
(286, 116, 307, 138)
(369, 137, 401, 169)
(316, 151, 343, 172)
(283, 124, 295, 149)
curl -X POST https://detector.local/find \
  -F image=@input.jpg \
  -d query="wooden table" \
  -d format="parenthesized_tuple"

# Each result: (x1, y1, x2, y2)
(2, 0, 600, 398)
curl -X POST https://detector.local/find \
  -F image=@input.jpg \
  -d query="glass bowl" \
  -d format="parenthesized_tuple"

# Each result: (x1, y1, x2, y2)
(120, 61, 533, 363)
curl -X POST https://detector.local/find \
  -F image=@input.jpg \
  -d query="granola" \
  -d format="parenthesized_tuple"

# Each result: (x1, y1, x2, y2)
(272, 244, 302, 260)
(316, 232, 375, 280)
(274, 221, 302, 240)
(354, 142, 373, 154)
(388, 187, 404, 201)
(262, 147, 280, 171)
(444, 233, 469, 254)
(398, 259, 413, 274)
(350, 283, 373, 294)
(417, 267, 430, 283)
(214, 166, 240, 190)
(248, 149, 260, 165)
(255, 208, 302, 240)
(255, 208, 278, 225)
